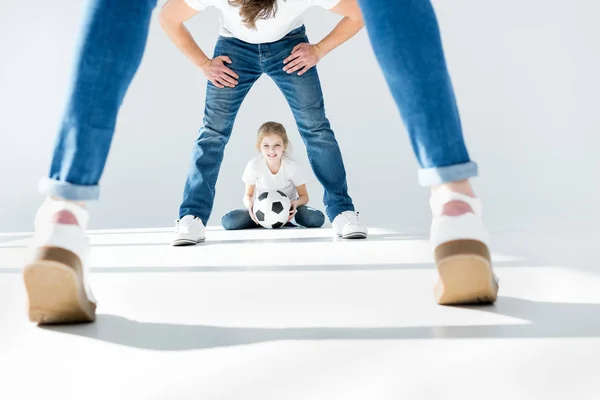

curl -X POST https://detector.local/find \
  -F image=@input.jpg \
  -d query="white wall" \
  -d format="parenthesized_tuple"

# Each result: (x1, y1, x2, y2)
(0, 0, 598, 233)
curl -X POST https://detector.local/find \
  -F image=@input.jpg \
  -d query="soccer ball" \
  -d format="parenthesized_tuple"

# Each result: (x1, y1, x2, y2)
(253, 191, 291, 229)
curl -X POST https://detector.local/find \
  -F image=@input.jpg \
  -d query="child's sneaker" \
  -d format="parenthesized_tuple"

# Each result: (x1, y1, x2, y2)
(24, 199, 96, 324)
(430, 188, 499, 305)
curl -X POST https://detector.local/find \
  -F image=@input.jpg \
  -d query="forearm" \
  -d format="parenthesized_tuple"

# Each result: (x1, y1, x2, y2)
(316, 17, 364, 57)
(159, 20, 210, 69)
(294, 195, 309, 207)
(243, 195, 253, 209)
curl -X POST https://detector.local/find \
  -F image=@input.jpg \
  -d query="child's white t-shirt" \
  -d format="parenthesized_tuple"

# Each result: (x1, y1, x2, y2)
(242, 156, 307, 200)
(184, 0, 341, 44)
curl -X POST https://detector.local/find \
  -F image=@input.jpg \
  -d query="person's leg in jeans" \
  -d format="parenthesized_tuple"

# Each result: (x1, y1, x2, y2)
(26, 0, 157, 324)
(294, 205, 325, 228)
(222, 209, 260, 230)
(265, 27, 367, 239)
(356, 0, 498, 305)
(173, 37, 261, 245)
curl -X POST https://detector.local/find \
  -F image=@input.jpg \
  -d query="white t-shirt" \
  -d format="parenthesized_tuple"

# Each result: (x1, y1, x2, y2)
(242, 156, 307, 200)
(185, 0, 341, 44)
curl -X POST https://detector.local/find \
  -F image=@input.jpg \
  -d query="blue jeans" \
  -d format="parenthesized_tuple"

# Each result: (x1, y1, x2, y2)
(357, 0, 477, 186)
(178, 27, 354, 224)
(39, 0, 475, 202)
(222, 206, 325, 230)
(39, 0, 157, 200)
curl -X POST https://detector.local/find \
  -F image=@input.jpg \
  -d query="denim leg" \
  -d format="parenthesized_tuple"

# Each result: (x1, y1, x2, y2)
(356, 0, 478, 186)
(294, 205, 325, 228)
(179, 38, 262, 223)
(222, 209, 260, 230)
(265, 34, 355, 221)
(39, 0, 157, 201)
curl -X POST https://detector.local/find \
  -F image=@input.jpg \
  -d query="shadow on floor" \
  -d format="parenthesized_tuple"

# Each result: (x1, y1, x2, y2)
(42, 296, 600, 351)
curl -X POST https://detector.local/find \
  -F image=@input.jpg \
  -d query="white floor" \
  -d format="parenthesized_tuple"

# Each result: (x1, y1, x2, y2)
(1, 226, 599, 400)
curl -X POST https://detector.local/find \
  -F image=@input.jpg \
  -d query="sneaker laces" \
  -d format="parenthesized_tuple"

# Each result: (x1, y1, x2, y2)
(342, 211, 360, 226)
(175, 216, 198, 233)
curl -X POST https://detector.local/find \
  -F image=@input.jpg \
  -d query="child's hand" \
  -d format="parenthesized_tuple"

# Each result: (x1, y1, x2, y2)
(247, 203, 259, 225)
(288, 201, 298, 222)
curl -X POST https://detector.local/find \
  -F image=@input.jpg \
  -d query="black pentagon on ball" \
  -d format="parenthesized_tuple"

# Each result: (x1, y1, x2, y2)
(256, 210, 265, 221)
(258, 192, 268, 201)
(271, 201, 284, 214)
(271, 222, 284, 229)
(277, 190, 287, 198)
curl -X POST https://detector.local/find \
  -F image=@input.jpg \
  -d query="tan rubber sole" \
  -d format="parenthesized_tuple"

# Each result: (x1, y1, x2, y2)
(23, 247, 96, 325)
(434, 240, 499, 305)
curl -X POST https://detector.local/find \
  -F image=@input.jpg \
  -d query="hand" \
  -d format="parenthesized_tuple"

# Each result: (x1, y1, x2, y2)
(283, 43, 322, 76)
(288, 201, 298, 222)
(201, 56, 239, 89)
(247, 203, 260, 225)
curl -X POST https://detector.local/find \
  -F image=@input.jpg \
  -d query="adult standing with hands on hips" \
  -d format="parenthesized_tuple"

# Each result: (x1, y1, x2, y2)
(160, 0, 369, 247)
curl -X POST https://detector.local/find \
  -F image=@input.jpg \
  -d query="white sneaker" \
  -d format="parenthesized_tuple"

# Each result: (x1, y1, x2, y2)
(430, 187, 498, 305)
(332, 211, 368, 239)
(172, 215, 205, 246)
(24, 199, 97, 324)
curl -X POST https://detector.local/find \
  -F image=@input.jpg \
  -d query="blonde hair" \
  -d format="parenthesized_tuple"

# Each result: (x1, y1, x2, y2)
(228, 0, 278, 30)
(256, 122, 289, 152)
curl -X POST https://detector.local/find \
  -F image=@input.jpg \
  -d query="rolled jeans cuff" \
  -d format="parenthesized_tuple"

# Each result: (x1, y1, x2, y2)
(417, 161, 478, 187)
(38, 177, 100, 201)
